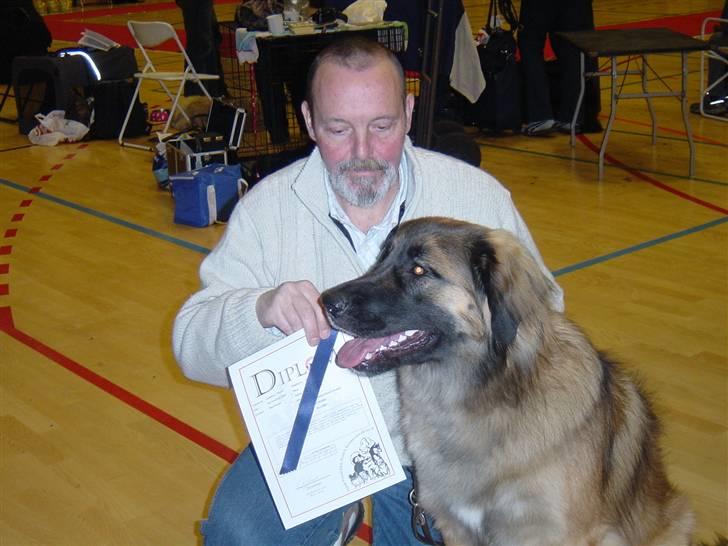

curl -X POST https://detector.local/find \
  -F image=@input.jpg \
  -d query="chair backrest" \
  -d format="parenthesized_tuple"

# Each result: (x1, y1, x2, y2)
(127, 20, 178, 49)
(127, 20, 196, 76)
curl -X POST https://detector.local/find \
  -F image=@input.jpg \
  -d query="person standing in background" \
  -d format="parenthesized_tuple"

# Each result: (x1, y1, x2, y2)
(175, 0, 226, 97)
(518, 0, 600, 135)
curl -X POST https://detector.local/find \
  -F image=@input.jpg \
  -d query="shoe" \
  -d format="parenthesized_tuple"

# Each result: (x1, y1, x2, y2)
(523, 119, 555, 136)
(332, 501, 364, 546)
(690, 100, 727, 116)
(553, 120, 579, 134)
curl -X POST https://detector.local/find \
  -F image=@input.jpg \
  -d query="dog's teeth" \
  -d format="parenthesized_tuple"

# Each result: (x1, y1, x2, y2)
(388, 340, 398, 348)
(397, 334, 407, 342)
(377, 344, 387, 352)
(404, 330, 418, 337)
(364, 352, 373, 360)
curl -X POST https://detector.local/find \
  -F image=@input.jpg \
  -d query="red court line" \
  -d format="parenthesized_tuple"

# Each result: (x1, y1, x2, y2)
(5, 229, 18, 238)
(598, 11, 721, 34)
(11, 213, 24, 222)
(0, 264, 9, 274)
(0, 246, 11, 255)
(0, 285, 8, 296)
(0, 306, 239, 464)
(20, 200, 33, 207)
(603, 115, 727, 145)
(577, 134, 728, 215)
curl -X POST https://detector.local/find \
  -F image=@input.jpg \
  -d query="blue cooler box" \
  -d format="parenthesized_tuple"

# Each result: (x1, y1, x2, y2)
(171, 164, 248, 227)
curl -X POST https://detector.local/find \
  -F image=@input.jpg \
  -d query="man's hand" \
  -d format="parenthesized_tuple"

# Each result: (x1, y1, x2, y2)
(256, 281, 332, 346)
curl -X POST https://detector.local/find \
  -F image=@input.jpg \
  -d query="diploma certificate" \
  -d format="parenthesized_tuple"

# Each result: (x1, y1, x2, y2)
(228, 331, 405, 529)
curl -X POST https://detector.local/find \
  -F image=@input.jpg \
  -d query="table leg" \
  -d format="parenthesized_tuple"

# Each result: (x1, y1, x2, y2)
(680, 51, 696, 178)
(571, 52, 586, 148)
(599, 56, 619, 180)
(641, 55, 657, 144)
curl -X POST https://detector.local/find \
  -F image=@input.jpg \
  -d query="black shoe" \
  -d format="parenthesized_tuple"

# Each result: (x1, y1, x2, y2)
(523, 119, 556, 136)
(690, 100, 727, 115)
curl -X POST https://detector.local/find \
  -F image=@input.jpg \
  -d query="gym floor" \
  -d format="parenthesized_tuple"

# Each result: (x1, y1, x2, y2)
(1, 0, 726, 544)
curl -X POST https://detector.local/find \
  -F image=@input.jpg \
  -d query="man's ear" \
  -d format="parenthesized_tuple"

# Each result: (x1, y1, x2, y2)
(404, 93, 415, 133)
(301, 100, 317, 142)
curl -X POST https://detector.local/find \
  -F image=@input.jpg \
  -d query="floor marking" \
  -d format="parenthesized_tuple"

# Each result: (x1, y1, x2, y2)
(0, 178, 211, 254)
(577, 134, 728, 215)
(478, 142, 727, 187)
(0, 306, 239, 464)
(553, 216, 728, 276)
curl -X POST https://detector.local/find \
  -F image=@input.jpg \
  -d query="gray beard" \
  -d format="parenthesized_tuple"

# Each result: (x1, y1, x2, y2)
(330, 158, 398, 208)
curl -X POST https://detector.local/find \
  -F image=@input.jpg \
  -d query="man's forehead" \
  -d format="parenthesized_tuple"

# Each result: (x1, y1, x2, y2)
(318, 56, 403, 89)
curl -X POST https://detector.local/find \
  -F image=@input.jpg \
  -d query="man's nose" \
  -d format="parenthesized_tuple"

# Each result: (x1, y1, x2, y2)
(352, 130, 372, 160)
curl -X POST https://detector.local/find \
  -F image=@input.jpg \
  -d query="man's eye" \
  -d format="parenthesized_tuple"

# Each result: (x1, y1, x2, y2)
(412, 265, 426, 276)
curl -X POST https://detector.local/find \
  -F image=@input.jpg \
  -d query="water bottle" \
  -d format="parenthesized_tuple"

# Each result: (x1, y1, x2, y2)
(152, 142, 169, 190)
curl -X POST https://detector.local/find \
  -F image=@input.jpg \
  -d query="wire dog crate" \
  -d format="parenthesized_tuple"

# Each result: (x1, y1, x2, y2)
(218, 21, 418, 164)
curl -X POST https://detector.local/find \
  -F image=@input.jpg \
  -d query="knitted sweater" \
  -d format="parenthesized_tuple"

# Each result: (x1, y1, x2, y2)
(172, 138, 563, 463)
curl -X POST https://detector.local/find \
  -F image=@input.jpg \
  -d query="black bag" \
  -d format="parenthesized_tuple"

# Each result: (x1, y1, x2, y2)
(87, 46, 138, 80)
(89, 79, 148, 139)
(469, 0, 522, 133)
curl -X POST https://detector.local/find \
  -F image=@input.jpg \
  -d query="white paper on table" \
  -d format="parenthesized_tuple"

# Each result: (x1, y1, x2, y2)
(228, 330, 405, 529)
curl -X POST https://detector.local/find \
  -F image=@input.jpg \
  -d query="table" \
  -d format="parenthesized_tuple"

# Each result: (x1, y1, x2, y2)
(557, 28, 709, 179)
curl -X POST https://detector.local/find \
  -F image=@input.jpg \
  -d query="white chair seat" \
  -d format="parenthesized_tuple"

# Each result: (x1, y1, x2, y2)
(134, 72, 220, 81)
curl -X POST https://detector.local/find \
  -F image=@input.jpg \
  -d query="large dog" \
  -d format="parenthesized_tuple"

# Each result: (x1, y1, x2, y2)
(321, 217, 694, 546)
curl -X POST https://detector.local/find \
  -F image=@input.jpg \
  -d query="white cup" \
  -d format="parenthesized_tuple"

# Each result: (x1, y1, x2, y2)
(266, 13, 285, 35)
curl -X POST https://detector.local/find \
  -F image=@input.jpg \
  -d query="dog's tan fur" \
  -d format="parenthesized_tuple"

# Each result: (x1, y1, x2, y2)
(322, 217, 694, 546)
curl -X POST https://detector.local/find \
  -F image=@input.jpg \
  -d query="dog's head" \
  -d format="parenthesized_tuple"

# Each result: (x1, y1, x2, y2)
(321, 217, 558, 378)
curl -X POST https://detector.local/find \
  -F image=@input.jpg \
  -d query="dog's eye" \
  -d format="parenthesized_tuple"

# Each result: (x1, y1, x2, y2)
(412, 265, 426, 276)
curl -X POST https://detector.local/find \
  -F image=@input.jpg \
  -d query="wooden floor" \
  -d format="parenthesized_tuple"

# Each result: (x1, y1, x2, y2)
(1, 0, 726, 544)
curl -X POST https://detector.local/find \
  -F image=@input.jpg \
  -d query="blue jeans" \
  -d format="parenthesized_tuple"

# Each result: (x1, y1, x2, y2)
(201, 446, 442, 545)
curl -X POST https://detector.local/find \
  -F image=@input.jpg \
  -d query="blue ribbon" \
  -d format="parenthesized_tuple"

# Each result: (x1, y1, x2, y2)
(279, 330, 339, 474)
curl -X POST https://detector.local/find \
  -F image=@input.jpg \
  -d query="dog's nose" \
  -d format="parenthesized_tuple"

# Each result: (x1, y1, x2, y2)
(322, 293, 349, 319)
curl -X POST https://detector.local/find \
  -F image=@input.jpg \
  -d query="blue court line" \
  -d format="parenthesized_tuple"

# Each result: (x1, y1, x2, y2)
(552, 215, 728, 277)
(2, 178, 726, 277)
(0, 178, 211, 255)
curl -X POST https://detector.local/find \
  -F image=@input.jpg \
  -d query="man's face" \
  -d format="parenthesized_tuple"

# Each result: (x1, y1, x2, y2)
(302, 59, 414, 208)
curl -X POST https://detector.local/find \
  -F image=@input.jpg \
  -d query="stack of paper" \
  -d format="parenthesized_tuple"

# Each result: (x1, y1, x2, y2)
(78, 29, 120, 51)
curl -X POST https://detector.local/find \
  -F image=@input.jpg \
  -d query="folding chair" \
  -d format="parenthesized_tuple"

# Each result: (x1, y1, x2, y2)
(118, 20, 221, 149)
(698, 16, 728, 122)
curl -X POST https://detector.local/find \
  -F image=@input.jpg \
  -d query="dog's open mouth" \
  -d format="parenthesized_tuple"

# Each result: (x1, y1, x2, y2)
(336, 329, 433, 371)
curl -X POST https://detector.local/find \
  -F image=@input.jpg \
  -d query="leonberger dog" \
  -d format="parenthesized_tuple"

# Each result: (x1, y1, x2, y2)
(321, 217, 695, 546)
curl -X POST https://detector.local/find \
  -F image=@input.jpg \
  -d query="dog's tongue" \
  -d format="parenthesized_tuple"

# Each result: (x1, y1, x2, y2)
(336, 335, 395, 368)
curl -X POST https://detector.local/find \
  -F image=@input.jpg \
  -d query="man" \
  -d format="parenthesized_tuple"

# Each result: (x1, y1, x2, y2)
(173, 37, 563, 545)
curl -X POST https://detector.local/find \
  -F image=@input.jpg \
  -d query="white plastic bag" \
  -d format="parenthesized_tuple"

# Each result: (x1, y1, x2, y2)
(343, 0, 387, 25)
(28, 110, 90, 146)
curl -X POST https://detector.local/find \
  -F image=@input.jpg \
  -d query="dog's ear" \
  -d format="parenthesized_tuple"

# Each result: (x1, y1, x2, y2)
(470, 229, 555, 363)
(469, 238, 519, 356)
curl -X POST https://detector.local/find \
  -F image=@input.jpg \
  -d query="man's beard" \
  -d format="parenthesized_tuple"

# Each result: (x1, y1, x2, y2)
(330, 158, 398, 208)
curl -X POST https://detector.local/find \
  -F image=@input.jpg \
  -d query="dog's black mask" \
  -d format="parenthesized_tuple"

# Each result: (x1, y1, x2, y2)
(322, 217, 513, 375)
